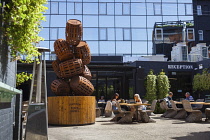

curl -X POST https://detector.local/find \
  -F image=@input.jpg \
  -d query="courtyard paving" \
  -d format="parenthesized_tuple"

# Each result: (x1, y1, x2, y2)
(48, 114, 210, 140)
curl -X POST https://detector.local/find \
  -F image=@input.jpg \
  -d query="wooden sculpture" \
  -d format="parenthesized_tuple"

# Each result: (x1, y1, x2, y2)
(51, 79, 71, 96)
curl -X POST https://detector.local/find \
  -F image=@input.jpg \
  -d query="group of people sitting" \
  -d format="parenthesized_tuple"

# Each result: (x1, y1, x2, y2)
(163, 91, 195, 108)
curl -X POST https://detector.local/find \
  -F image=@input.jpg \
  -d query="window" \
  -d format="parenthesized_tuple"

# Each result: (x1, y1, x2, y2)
(123, 3, 130, 15)
(123, 28, 131, 40)
(197, 5, 202, 15)
(83, 3, 98, 14)
(181, 46, 188, 61)
(115, 3, 122, 15)
(75, 3, 82, 14)
(187, 28, 194, 40)
(99, 3, 107, 15)
(198, 30, 203, 41)
(185, 4, 192, 15)
(154, 3, 161, 15)
(59, 2, 66, 14)
(50, 28, 58, 40)
(51, 2, 58, 14)
(155, 28, 163, 40)
(202, 47, 208, 58)
(99, 28, 107, 40)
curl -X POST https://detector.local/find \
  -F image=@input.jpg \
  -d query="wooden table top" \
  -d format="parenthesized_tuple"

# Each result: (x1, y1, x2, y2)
(175, 101, 210, 105)
(119, 103, 151, 106)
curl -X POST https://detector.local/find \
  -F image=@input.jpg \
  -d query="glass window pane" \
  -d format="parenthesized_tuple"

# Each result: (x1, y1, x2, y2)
(87, 41, 99, 55)
(147, 3, 154, 15)
(99, 41, 115, 54)
(99, 3, 107, 15)
(162, 0, 176, 2)
(39, 28, 49, 40)
(162, 4, 177, 15)
(147, 28, 153, 41)
(116, 41, 131, 55)
(83, 3, 98, 15)
(187, 28, 194, 40)
(51, 2, 58, 14)
(99, 28, 107, 40)
(67, 2, 74, 14)
(178, 16, 193, 21)
(148, 41, 153, 54)
(131, 3, 146, 15)
(50, 15, 66, 27)
(132, 29, 147, 40)
(99, 16, 114, 27)
(163, 16, 178, 22)
(123, 3, 130, 15)
(83, 28, 99, 40)
(116, 28, 123, 40)
(154, 3, 161, 15)
(197, 5, 202, 15)
(115, 16, 130, 27)
(131, 16, 146, 27)
(132, 41, 148, 55)
(115, 3, 122, 15)
(107, 3, 114, 15)
(59, 2, 66, 14)
(155, 28, 163, 40)
(50, 28, 58, 40)
(75, 3, 82, 14)
(58, 28, 65, 39)
(147, 16, 162, 28)
(198, 30, 203, 41)
(178, 4, 185, 15)
(107, 28, 115, 40)
(185, 4, 192, 15)
(124, 28, 131, 40)
(39, 41, 50, 50)
(83, 16, 98, 27)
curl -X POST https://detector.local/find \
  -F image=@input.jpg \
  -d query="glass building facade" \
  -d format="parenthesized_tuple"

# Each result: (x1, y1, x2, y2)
(40, 0, 193, 59)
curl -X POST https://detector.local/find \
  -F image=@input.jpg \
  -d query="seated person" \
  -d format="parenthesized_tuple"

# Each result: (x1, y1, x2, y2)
(185, 92, 194, 101)
(98, 96, 105, 103)
(111, 93, 120, 114)
(185, 92, 195, 107)
(134, 94, 146, 110)
(164, 92, 173, 108)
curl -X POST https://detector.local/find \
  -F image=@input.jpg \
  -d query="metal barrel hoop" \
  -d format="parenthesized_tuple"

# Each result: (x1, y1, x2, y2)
(59, 59, 83, 78)
(51, 79, 71, 96)
(66, 19, 82, 46)
(75, 41, 91, 65)
(70, 76, 94, 96)
(54, 39, 74, 62)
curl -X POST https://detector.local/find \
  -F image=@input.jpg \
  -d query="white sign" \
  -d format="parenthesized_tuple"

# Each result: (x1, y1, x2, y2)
(168, 65, 193, 70)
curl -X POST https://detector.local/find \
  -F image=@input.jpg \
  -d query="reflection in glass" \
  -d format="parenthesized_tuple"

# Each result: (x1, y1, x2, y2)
(115, 16, 130, 27)
(131, 3, 146, 15)
(83, 3, 98, 15)
(100, 28, 107, 40)
(132, 29, 147, 40)
(116, 41, 131, 55)
(75, 3, 82, 14)
(59, 2, 66, 14)
(147, 3, 154, 15)
(51, 2, 58, 14)
(107, 3, 114, 15)
(123, 3, 130, 15)
(99, 16, 114, 27)
(99, 41, 115, 54)
(83, 16, 98, 27)
(83, 28, 99, 40)
(67, 2, 74, 14)
(185, 4, 192, 15)
(107, 28, 115, 40)
(99, 3, 107, 15)
(162, 4, 177, 15)
(123, 29, 131, 40)
(154, 3, 161, 15)
(115, 3, 122, 15)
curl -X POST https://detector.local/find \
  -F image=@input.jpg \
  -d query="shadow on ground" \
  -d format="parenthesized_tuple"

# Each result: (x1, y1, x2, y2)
(171, 131, 210, 140)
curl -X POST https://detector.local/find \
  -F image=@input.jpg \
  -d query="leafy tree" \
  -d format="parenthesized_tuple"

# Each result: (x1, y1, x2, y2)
(16, 72, 32, 86)
(3, 0, 48, 63)
(156, 70, 170, 99)
(145, 69, 157, 103)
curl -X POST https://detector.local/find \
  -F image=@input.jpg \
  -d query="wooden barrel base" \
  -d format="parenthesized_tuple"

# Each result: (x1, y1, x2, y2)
(48, 96, 95, 125)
